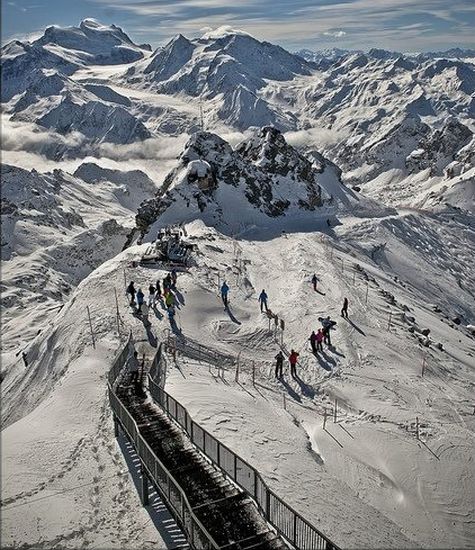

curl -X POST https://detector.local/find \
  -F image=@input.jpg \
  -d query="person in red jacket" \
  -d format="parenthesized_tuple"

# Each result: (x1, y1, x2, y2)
(316, 329, 324, 352)
(289, 349, 299, 378)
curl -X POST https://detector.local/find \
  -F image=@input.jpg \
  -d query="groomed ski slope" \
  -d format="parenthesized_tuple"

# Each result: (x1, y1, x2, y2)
(1, 214, 474, 549)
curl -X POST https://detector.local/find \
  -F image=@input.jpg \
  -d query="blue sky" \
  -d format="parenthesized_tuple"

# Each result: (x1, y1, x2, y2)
(3, 0, 475, 52)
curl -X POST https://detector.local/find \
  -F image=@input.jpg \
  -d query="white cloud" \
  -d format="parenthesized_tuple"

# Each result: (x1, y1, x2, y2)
(97, 134, 188, 161)
(284, 126, 349, 150)
(1, 115, 87, 152)
(0, 116, 190, 185)
(323, 30, 347, 38)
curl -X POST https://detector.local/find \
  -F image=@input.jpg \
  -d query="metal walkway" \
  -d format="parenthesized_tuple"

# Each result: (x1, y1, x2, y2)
(114, 378, 287, 550)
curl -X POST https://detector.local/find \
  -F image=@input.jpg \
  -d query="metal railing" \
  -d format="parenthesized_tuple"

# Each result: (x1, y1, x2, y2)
(148, 347, 340, 550)
(108, 332, 134, 388)
(108, 340, 222, 550)
(164, 330, 235, 369)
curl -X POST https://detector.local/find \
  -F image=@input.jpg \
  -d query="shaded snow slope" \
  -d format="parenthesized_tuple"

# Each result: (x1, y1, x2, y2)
(1, 248, 171, 549)
(0, 162, 156, 369)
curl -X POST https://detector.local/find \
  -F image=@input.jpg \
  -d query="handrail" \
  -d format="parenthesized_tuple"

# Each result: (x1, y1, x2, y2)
(148, 347, 340, 550)
(107, 341, 222, 550)
(164, 330, 234, 368)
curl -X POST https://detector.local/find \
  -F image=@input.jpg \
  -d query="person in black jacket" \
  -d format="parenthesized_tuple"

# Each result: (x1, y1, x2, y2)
(341, 297, 349, 318)
(275, 351, 284, 378)
(126, 281, 136, 306)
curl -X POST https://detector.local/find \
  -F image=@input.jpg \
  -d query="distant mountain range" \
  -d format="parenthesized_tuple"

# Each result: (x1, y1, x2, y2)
(2, 20, 474, 211)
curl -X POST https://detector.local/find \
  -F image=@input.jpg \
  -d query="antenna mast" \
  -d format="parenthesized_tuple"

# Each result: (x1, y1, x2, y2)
(199, 102, 204, 131)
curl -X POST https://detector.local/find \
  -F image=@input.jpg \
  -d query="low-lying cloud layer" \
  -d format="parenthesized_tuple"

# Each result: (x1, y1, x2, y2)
(2, 115, 344, 185)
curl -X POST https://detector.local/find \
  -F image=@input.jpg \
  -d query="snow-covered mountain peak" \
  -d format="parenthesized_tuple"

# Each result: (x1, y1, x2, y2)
(125, 28, 312, 98)
(78, 18, 114, 31)
(32, 18, 150, 65)
(200, 25, 253, 41)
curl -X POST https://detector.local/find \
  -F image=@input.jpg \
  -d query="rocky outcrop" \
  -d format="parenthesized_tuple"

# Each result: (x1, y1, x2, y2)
(135, 128, 344, 237)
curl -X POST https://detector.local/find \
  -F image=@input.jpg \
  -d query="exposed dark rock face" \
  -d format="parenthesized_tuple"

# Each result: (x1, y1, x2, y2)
(135, 127, 334, 237)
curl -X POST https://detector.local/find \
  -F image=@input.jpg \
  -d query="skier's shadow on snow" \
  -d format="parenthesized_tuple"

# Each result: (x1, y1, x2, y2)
(134, 313, 158, 348)
(321, 349, 337, 365)
(343, 317, 366, 336)
(225, 305, 241, 325)
(169, 318, 182, 336)
(152, 305, 164, 320)
(293, 374, 316, 399)
(279, 378, 302, 403)
(315, 352, 334, 371)
(174, 288, 185, 305)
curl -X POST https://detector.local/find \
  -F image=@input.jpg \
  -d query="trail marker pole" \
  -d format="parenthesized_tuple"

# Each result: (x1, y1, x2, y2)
(387, 311, 392, 331)
(114, 288, 121, 337)
(283, 393, 287, 410)
(323, 408, 327, 430)
(86, 306, 96, 349)
(422, 354, 426, 377)
(365, 281, 369, 305)
(333, 399, 338, 423)
(341, 258, 344, 272)
(416, 416, 420, 440)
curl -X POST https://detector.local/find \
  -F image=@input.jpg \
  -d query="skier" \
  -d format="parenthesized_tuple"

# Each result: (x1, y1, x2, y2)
(309, 330, 317, 353)
(163, 275, 170, 293)
(316, 329, 324, 352)
(171, 269, 177, 288)
(289, 349, 299, 378)
(21, 351, 28, 367)
(148, 284, 156, 307)
(167, 305, 176, 322)
(258, 289, 268, 312)
(312, 273, 318, 292)
(341, 297, 349, 318)
(321, 316, 335, 346)
(165, 290, 175, 308)
(221, 281, 230, 307)
(326, 218, 331, 228)
(275, 350, 284, 379)
(136, 288, 145, 313)
(126, 281, 136, 306)
(155, 280, 162, 298)
(127, 350, 140, 384)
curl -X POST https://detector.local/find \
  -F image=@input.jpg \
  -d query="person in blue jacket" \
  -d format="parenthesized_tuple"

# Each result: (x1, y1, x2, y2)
(136, 288, 145, 313)
(221, 281, 229, 307)
(258, 289, 268, 312)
